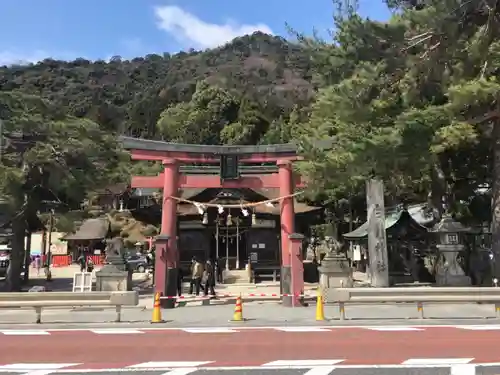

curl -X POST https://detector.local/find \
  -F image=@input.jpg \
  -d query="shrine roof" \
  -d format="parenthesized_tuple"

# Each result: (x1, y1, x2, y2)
(131, 187, 280, 201)
(343, 204, 432, 240)
(120, 136, 334, 155)
(62, 218, 110, 241)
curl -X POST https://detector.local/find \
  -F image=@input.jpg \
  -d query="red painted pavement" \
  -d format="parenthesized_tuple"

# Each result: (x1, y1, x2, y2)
(1, 327, 500, 367)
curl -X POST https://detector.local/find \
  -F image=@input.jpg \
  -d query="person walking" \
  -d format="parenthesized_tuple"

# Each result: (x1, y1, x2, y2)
(34, 255, 41, 276)
(203, 259, 216, 297)
(215, 257, 224, 283)
(77, 253, 85, 272)
(189, 257, 203, 295)
(86, 257, 94, 272)
(177, 267, 184, 296)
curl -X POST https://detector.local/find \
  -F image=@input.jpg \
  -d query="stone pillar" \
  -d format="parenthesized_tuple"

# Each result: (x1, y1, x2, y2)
(277, 159, 295, 306)
(157, 158, 179, 309)
(366, 179, 390, 287)
(287, 233, 305, 307)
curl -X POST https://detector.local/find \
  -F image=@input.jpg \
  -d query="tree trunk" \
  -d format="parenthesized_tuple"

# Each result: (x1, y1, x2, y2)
(429, 161, 446, 219)
(491, 120, 500, 283)
(6, 215, 25, 292)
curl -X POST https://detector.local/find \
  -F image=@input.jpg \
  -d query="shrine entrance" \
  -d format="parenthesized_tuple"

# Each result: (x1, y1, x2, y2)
(122, 137, 307, 308)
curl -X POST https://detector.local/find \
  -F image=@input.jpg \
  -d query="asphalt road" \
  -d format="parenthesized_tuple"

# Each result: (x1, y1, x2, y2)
(2, 326, 500, 365)
(1, 326, 500, 375)
(0, 367, 500, 375)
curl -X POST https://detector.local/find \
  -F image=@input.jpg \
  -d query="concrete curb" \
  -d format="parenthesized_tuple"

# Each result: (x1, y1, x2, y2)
(175, 295, 316, 308)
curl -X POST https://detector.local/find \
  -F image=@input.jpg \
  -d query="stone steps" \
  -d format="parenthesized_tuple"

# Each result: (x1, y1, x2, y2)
(223, 270, 250, 284)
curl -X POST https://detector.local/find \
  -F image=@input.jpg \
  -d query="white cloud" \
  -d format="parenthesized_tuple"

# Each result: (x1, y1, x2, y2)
(0, 50, 80, 66)
(153, 5, 273, 49)
(0, 50, 50, 66)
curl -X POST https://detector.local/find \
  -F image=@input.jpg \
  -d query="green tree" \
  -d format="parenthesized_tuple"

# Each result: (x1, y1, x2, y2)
(396, 0, 500, 275)
(157, 80, 240, 144)
(0, 91, 122, 290)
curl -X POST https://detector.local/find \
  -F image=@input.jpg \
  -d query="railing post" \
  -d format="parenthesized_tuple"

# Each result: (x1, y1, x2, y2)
(339, 302, 346, 320)
(34, 307, 42, 324)
(417, 302, 424, 319)
(115, 305, 122, 322)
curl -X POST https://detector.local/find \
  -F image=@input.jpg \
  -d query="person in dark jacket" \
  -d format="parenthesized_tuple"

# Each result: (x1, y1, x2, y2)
(215, 257, 224, 283)
(177, 267, 184, 296)
(203, 259, 216, 296)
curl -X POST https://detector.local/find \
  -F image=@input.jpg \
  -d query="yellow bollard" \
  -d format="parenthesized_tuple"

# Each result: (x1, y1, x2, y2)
(230, 294, 245, 322)
(151, 292, 164, 323)
(315, 288, 325, 321)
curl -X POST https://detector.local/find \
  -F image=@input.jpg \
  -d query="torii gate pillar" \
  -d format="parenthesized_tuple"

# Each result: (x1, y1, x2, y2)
(154, 158, 179, 308)
(278, 160, 304, 307)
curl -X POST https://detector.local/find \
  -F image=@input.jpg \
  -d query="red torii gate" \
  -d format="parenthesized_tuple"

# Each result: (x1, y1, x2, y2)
(122, 137, 307, 308)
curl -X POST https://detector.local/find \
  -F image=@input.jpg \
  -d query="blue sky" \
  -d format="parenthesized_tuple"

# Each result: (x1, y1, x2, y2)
(0, 0, 392, 65)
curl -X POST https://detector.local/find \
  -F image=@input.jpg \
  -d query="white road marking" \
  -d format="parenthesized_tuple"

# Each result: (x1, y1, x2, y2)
(402, 358, 474, 365)
(1, 330, 50, 335)
(451, 364, 476, 375)
(303, 366, 338, 375)
(262, 360, 345, 367)
(21, 370, 61, 375)
(128, 362, 213, 368)
(160, 369, 199, 375)
(181, 328, 237, 333)
(1, 324, 498, 334)
(90, 329, 144, 334)
(274, 327, 332, 332)
(366, 327, 424, 331)
(0, 363, 493, 372)
(0, 364, 79, 370)
(456, 325, 500, 330)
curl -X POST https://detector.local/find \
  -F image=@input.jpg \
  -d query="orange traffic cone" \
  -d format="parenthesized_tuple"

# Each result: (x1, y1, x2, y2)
(230, 294, 245, 322)
(151, 292, 164, 323)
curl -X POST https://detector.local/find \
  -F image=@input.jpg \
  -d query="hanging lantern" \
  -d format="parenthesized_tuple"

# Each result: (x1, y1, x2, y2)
(202, 212, 208, 225)
(226, 213, 232, 226)
(251, 213, 257, 226)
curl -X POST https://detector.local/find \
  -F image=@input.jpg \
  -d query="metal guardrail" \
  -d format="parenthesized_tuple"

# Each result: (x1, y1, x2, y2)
(0, 291, 139, 323)
(326, 287, 500, 320)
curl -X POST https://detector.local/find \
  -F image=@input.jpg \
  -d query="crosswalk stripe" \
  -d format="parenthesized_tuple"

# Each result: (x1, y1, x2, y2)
(402, 358, 474, 365)
(262, 360, 345, 367)
(0, 330, 50, 335)
(90, 329, 144, 334)
(128, 362, 213, 368)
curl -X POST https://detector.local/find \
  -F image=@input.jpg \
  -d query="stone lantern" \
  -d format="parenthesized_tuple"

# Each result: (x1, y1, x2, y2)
(431, 214, 471, 286)
(318, 237, 353, 296)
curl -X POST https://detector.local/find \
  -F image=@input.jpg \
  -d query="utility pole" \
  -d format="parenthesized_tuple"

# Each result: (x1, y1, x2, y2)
(0, 118, 3, 162)
(45, 209, 54, 281)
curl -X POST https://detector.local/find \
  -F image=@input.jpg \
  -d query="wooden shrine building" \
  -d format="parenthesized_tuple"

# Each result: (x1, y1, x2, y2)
(129, 187, 321, 272)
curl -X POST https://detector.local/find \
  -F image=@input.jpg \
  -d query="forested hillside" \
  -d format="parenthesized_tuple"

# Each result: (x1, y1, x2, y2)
(0, 32, 312, 144)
